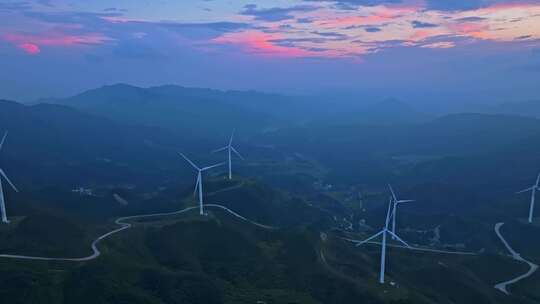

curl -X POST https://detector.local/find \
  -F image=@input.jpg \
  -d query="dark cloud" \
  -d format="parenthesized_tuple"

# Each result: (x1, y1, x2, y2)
(424, 0, 532, 11)
(241, 4, 319, 22)
(24, 9, 248, 38)
(0, 1, 31, 11)
(37, 0, 54, 7)
(24, 11, 121, 25)
(103, 7, 128, 12)
(421, 34, 466, 43)
(305, 47, 329, 52)
(22, 8, 249, 42)
(425, 0, 485, 11)
(123, 21, 251, 41)
(332, 2, 358, 10)
(312, 31, 349, 40)
(365, 27, 382, 32)
(159, 21, 249, 33)
(297, 17, 313, 24)
(455, 16, 486, 22)
(411, 20, 438, 28)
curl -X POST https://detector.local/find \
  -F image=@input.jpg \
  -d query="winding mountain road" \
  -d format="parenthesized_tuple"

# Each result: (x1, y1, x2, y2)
(0, 204, 276, 262)
(494, 222, 539, 295)
(341, 237, 479, 256)
(3, 203, 537, 298)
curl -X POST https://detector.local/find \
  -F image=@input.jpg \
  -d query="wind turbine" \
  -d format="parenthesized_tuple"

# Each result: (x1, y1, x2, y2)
(388, 184, 415, 239)
(0, 131, 19, 224)
(516, 172, 540, 223)
(179, 153, 224, 216)
(212, 129, 244, 180)
(356, 196, 411, 284)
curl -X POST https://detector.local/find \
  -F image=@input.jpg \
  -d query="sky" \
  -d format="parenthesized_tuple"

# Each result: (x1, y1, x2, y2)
(0, 0, 539, 104)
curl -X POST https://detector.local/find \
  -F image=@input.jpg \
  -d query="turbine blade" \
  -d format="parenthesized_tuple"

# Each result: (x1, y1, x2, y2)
(0, 131, 7, 151)
(356, 230, 385, 246)
(388, 184, 398, 202)
(212, 146, 228, 153)
(397, 199, 415, 204)
(0, 169, 18, 192)
(179, 153, 200, 171)
(231, 146, 245, 160)
(385, 197, 393, 228)
(387, 231, 411, 248)
(229, 129, 235, 146)
(536, 172, 540, 187)
(516, 186, 535, 194)
(201, 162, 226, 171)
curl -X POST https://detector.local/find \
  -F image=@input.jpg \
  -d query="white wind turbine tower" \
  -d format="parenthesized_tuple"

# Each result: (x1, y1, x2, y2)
(388, 184, 415, 239)
(516, 172, 540, 223)
(356, 196, 411, 284)
(212, 130, 244, 180)
(0, 131, 19, 224)
(179, 153, 225, 216)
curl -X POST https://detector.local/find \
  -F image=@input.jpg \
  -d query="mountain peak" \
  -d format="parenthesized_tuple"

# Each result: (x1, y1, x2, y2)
(372, 98, 412, 110)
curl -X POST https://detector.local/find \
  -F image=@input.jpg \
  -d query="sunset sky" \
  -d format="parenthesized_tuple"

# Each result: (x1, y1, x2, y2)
(0, 0, 539, 102)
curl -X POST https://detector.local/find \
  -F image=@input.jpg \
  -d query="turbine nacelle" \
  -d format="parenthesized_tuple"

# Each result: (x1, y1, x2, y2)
(388, 184, 414, 206)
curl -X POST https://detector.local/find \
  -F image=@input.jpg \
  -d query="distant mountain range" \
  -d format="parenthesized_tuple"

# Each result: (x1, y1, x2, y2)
(37, 84, 432, 136)
(38, 84, 288, 139)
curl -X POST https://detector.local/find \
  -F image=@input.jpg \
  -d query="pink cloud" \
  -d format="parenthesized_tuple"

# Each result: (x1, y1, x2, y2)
(4, 32, 110, 46)
(314, 7, 412, 28)
(410, 30, 432, 41)
(213, 30, 341, 58)
(215, 1, 540, 59)
(450, 22, 491, 39)
(316, 15, 388, 27)
(421, 41, 455, 49)
(2, 31, 111, 55)
(17, 43, 41, 55)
